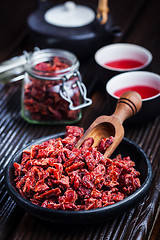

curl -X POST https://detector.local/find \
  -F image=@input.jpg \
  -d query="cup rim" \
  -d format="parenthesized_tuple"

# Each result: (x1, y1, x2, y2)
(106, 71, 160, 101)
(95, 43, 153, 72)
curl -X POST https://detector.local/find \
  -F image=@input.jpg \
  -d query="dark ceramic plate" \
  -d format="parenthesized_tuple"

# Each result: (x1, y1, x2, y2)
(5, 133, 152, 224)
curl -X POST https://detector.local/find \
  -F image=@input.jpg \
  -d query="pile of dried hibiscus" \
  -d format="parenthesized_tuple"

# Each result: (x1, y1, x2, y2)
(14, 126, 141, 211)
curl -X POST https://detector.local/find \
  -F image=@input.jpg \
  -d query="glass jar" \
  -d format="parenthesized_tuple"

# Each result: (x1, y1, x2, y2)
(21, 48, 92, 124)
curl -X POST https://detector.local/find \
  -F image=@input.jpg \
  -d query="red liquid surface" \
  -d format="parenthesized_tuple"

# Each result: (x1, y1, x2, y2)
(114, 85, 159, 99)
(104, 59, 144, 69)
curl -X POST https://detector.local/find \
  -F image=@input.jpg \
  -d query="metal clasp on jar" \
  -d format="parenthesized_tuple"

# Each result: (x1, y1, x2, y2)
(60, 70, 92, 110)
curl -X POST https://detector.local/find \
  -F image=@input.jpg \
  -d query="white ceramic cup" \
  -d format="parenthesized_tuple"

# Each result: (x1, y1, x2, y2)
(95, 43, 152, 72)
(106, 71, 160, 124)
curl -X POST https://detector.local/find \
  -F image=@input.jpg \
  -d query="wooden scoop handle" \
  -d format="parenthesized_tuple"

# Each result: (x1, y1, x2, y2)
(113, 91, 142, 123)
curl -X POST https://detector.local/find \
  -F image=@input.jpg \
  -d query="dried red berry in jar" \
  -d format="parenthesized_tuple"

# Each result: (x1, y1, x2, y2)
(22, 50, 83, 124)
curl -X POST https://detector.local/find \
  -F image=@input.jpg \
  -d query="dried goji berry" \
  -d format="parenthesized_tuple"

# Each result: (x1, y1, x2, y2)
(14, 126, 141, 211)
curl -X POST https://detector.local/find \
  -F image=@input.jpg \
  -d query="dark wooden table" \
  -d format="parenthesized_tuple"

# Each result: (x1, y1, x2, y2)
(0, 0, 160, 239)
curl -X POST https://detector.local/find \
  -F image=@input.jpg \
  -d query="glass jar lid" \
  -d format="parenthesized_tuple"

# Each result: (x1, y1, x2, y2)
(0, 48, 79, 83)
(0, 54, 28, 84)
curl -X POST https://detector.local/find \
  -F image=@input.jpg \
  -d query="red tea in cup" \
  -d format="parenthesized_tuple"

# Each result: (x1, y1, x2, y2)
(104, 59, 144, 70)
(114, 85, 159, 99)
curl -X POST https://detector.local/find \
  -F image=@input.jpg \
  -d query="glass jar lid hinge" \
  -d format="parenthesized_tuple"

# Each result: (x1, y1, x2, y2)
(60, 71, 92, 110)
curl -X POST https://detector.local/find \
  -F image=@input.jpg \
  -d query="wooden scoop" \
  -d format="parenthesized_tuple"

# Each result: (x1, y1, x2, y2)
(76, 91, 142, 158)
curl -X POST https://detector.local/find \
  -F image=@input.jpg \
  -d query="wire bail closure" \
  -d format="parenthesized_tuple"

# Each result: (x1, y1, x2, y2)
(60, 70, 92, 110)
